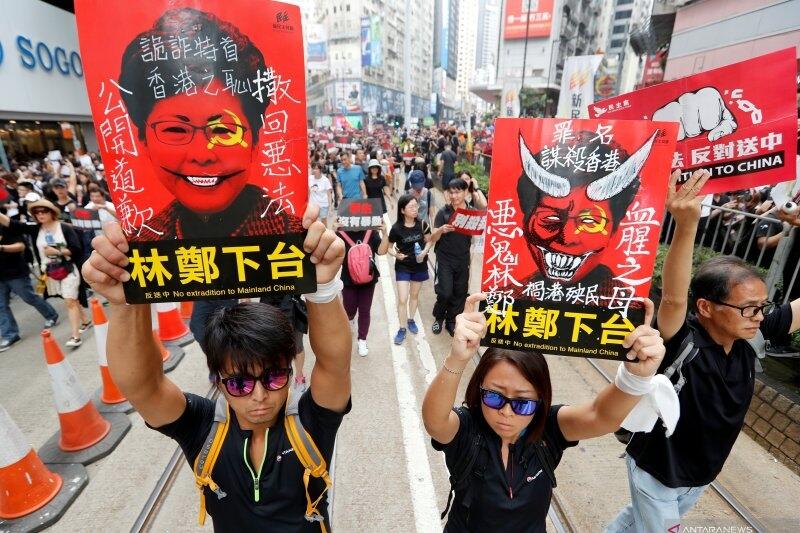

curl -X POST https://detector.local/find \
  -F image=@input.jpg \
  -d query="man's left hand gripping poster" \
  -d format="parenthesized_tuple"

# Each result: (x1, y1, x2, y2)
(75, 0, 315, 303)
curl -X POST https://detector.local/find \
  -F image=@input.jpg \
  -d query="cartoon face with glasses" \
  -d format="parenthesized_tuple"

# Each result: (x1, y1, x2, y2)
(118, 8, 302, 240)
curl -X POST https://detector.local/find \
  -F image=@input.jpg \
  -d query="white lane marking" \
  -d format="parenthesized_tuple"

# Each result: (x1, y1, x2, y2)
(376, 250, 442, 533)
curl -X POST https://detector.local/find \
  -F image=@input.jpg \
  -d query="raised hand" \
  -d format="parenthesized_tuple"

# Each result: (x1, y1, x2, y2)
(451, 293, 488, 362)
(622, 298, 665, 377)
(665, 168, 711, 225)
(302, 202, 345, 285)
(82, 221, 130, 305)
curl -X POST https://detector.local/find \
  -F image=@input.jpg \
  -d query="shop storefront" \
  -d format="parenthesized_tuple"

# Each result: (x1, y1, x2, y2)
(0, 0, 97, 169)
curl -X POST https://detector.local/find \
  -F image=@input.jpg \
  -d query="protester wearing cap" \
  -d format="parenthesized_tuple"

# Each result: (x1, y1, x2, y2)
(407, 170, 435, 225)
(0, 200, 91, 348)
(336, 152, 366, 201)
(15, 180, 41, 221)
(48, 178, 78, 221)
(365, 159, 390, 214)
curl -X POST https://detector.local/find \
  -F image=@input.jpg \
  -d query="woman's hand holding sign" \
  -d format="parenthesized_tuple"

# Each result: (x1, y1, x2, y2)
(450, 293, 488, 362)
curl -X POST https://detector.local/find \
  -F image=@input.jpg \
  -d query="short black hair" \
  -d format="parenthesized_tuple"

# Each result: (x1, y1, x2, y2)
(201, 302, 296, 377)
(118, 8, 269, 143)
(690, 255, 764, 310)
(447, 177, 468, 191)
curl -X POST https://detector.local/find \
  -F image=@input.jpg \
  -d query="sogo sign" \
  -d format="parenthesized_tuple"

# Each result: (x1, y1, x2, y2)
(0, 35, 83, 78)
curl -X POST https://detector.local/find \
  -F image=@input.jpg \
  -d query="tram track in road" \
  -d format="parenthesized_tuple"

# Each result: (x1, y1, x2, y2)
(583, 358, 768, 533)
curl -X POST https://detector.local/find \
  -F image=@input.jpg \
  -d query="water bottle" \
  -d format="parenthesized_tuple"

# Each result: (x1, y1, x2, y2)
(414, 242, 424, 263)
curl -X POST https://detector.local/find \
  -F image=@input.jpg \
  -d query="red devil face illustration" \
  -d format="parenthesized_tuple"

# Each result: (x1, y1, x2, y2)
(143, 81, 254, 214)
(518, 130, 656, 282)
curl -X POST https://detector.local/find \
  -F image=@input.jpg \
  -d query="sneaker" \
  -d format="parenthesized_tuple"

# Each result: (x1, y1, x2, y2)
(445, 322, 456, 337)
(78, 321, 92, 334)
(0, 336, 21, 352)
(407, 319, 419, 335)
(65, 337, 82, 348)
(432, 319, 443, 335)
(393, 328, 407, 345)
(44, 315, 59, 329)
(358, 339, 369, 357)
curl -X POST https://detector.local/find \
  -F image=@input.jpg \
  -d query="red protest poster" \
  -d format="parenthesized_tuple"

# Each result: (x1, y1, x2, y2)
(448, 208, 486, 236)
(481, 118, 678, 360)
(589, 48, 797, 195)
(75, 0, 314, 303)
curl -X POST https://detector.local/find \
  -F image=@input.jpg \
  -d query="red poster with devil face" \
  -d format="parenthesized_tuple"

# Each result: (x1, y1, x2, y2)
(75, 0, 313, 303)
(481, 118, 678, 360)
(590, 48, 797, 195)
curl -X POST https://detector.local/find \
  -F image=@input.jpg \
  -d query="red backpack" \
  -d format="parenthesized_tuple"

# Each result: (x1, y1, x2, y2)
(339, 230, 375, 284)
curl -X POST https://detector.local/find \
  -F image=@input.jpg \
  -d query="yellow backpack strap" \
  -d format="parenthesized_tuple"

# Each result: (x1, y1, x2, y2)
(193, 397, 230, 526)
(284, 390, 332, 533)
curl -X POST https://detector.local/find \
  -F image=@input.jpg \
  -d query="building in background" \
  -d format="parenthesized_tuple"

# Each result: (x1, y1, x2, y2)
(664, 0, 800, 80)
(0, 0, 97, 169)
(305, 0, 434, 127)
(433, 0, 460, 121)
(456, 0, 478, 123)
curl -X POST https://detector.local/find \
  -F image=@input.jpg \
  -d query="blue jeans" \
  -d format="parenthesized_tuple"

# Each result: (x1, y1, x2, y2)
(606, 454, 707, 533)
(0, 275, 59, 341)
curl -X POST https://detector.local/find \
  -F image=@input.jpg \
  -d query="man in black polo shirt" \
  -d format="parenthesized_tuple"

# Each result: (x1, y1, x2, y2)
(430, 177, 487, 336)
(82, 215, 350, 532)
(608, 169, 800, 532)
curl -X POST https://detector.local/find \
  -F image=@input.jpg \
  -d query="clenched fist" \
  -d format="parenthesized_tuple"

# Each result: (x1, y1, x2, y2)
(652, 87, 737, 142)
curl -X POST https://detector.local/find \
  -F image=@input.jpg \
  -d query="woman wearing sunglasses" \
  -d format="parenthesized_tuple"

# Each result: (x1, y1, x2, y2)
(422, 294, 666, 532)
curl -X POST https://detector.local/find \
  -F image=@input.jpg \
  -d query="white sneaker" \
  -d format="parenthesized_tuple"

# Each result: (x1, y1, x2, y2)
(65, 337, 82, 348)
(357, 339, 368, 357)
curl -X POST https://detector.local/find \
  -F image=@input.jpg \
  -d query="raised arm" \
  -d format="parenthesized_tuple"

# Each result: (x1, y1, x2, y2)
(81, 223, 186, 428)
(422, 294, 487, 444)
(556, 299, 665, 441)
(301, 208, 350, 413)
(658, 169, 711, 342)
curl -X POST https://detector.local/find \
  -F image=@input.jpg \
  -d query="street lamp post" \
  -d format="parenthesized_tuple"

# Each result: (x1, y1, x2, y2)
(545, 34, 579, 117)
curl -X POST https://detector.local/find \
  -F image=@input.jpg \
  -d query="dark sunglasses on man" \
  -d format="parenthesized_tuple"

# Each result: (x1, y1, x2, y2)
(216, 367, 293, 397)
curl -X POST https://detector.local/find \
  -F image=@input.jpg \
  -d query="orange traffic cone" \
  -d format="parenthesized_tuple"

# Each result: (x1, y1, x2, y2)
(180, 301, 194, 321)
(90, 299, 126, 405)
(41, 330, 110, 451)
(0, 405, 61, 519)
(155, 302, 192, 344)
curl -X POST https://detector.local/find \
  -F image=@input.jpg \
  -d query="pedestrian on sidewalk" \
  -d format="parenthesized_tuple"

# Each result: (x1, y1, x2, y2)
(336, 152, 366, 201)
(0, 200, 90, 348)
(0, 221, 59, 352)
(338, 221, 389, 356)
(608, 170, 800, 532)
(430, 176, 487, 336)
(82, 212, 351, 531)
(389, 193, 432, 344)
(423, 294, 667, 532)
(437, 142, 458, 190)
(308, 162, 333, 228)
(406, 170, 435, 226)
(365, 159, 390, 214)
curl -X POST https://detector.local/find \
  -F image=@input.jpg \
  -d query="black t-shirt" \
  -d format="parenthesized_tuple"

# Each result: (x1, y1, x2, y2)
(389, 220, 430, 273)
(340, 229, 382, 286)
(432, 405, 577, 533)
(151, 390, 350, 532)
(628, 305, 793, 488)
(440, 149, 457, 176)
(0, 225, 29, 279)
(434, 204, 472, 265)
(364, 175, 387, 213)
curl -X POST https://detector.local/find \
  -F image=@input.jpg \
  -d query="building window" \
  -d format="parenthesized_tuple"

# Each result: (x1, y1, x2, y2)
(615, 9, 632, 20)
(617, 0, 633, 4)
(610, 38, 625, 49)
(613, 24, 627, 35)
(346, 4, 350, 11)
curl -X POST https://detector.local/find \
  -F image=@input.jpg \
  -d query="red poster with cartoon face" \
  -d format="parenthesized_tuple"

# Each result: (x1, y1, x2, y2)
(75, 0, 313, 303)
(481, 118, 678, 360)
(589, 48, 797, 195)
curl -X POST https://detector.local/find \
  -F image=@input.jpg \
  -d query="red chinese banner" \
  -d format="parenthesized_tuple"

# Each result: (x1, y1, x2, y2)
(590, 48, 797, 195)
(448, 208, 486, 236)
(75, 0, 313, 303)
(503, 0, 554, 40)
(480, 118, 678, 360)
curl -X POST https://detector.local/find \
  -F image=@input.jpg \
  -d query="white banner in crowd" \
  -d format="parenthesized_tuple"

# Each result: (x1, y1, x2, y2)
(557, 55, 603, 119)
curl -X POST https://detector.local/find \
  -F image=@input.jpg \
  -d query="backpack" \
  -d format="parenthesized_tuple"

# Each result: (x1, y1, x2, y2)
(193, 390, 332, 531)
(339, 230, 375, 285)
(614, 329, 701, 444)
(441, 419, 558, 520)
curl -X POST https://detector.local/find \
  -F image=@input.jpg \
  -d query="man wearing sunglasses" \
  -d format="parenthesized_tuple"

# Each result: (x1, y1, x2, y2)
(82, 213, 350, 532)
(608, 170, 800, 532)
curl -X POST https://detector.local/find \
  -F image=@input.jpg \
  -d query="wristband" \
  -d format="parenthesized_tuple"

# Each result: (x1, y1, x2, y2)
(442, 363, 464, 375)
(305, 276, 343, 304)
(614, 363, 654, 396)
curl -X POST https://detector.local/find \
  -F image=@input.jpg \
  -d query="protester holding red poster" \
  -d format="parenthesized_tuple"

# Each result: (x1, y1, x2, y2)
(76, 0, 314, 303)
(590, 48, 797, 195)
(481, 118, 678, 359)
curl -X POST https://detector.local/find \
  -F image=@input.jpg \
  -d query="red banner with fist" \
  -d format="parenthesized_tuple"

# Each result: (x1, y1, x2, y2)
(589, 48, 797, 195)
